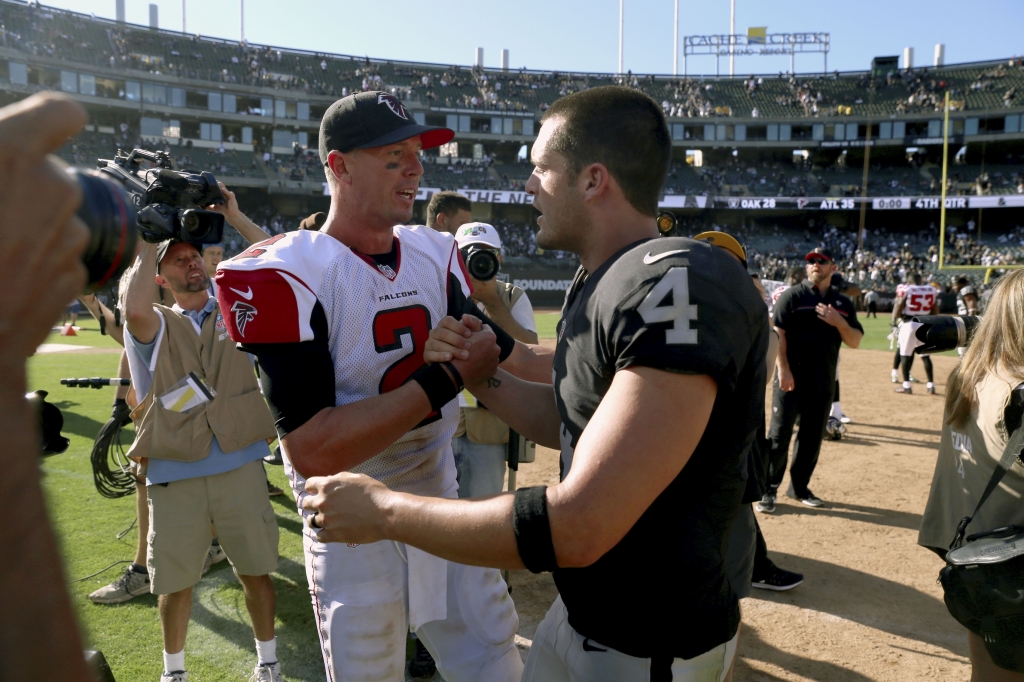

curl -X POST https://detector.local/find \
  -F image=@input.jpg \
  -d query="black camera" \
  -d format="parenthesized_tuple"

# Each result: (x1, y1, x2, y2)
(27, 390, 69, 455)
(461, 245, 500, 282)
(910, 315, 981, 354)
(72, 149, 226, 292)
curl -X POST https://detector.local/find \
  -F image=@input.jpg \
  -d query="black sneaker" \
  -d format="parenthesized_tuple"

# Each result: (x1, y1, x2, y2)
(408, 639, 436, 681)
(786, 487, 825, 507)
(755, 492, 776, 514)
(751, 565, 804, 591)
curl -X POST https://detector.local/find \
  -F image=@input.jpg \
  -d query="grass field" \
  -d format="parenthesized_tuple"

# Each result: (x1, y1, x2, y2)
(33, 319, 322, 681)
(33, 311, 948, 681)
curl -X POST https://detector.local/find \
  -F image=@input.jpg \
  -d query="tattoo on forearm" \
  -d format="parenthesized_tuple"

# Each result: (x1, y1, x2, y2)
(486, 377, 502, 389)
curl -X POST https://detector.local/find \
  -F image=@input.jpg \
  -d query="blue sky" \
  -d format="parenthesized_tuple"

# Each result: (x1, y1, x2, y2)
(52, 0, 1022, 76)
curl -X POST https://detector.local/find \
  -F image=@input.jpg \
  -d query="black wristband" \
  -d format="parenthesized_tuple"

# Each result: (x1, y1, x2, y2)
(512, 486, 558, 573)
(441, 361, 464, 390)
(408, 363, 460, 412)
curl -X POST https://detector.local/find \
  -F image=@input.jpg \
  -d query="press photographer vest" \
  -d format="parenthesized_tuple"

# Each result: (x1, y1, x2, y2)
(919, 373, 1024, 551)
(455, 281, 526, 445)
(128, 302, 275, 463)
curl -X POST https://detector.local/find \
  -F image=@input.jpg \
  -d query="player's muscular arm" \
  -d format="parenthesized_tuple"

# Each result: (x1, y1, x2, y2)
(282, 327, 500, 479)
(892, 296, 905, 326)
(964, 293, 978, 315)
(301, 367, 716, 570)
(462, 369, 561, 448)
(123, 242, 162, 344)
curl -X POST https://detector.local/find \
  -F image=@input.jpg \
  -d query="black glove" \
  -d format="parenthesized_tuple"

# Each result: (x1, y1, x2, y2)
(111, 398, 133, 426)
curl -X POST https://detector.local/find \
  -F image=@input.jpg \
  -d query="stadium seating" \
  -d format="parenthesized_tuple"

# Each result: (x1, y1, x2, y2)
(7, 0, 1022, 121)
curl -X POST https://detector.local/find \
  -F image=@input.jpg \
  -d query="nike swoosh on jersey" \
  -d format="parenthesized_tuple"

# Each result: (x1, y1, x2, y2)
(642, 249, 689, 265)
(229, 286, 254, 300)
(581, 638, 608, 652)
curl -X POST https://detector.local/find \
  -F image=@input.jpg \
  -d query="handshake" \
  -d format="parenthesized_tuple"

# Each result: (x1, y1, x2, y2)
(424, 314, 503, 388)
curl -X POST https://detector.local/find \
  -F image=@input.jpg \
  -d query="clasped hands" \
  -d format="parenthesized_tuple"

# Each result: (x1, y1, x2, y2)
(301, 314, 500, 543)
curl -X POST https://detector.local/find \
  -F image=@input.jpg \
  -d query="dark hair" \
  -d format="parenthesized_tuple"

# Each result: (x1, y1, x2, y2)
(910, 272, 923, 285)
(426, 191, 472, 227)
(956, 276, 969, 286)
(540, 86, 670, 216)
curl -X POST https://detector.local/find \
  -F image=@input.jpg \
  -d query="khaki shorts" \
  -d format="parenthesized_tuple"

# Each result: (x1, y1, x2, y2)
(147, 459, 279, 594)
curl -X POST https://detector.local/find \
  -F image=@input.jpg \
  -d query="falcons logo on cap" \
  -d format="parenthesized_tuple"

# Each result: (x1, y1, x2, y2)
(231, 300, 257, 338)
(377, 93, 409, 120)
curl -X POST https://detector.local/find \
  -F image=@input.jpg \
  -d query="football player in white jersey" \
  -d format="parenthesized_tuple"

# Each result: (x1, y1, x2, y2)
(217, 92, 550, 682)
(893, 273, 940, 394)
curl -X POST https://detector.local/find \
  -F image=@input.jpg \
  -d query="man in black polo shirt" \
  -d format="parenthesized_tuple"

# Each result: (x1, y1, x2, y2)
(759, 247, 863, 511)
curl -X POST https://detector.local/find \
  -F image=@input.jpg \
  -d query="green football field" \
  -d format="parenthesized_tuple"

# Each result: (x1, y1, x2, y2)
(32, 319, 322, 681)
(31, 311, 949, 680)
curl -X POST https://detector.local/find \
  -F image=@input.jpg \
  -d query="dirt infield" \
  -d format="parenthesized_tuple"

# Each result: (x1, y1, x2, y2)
(506, 347, 970, 681)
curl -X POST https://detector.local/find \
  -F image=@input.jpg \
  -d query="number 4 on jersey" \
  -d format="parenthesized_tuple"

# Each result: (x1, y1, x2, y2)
(637, 267, 698, 344)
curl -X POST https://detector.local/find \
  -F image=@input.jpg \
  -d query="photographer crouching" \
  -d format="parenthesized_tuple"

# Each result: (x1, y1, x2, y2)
(122, 238, 283, 682)
(918, 269, 1024, 680)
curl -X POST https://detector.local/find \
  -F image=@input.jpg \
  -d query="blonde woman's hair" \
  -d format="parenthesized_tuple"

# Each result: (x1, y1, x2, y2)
(945, 269, 1024, 427)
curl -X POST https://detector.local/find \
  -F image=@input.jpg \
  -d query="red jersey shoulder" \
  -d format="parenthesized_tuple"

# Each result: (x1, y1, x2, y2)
(215, 231, 343, 344)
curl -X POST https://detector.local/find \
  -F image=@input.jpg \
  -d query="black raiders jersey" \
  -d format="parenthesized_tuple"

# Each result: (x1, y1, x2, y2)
(551, 236, 769, 659)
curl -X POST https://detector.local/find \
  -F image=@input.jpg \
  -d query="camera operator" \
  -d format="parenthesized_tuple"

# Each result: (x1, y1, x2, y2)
(122, 238, 283, 682)
(452, 222, 538, 498)
(426, 190, 474, 235)
(0, 92, 93, 682)
(919, 269, 1024, 680)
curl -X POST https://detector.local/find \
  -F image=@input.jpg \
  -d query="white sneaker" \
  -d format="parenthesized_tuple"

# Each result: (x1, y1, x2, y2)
(89, 565, 150, 604)
(160, 671, 188, 682)
(202, 544, 227, 575)
(249, 662, 283, 682)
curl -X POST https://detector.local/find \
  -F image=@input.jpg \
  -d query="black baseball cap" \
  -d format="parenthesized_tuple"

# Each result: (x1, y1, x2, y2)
(804, 247, 835, 262)
(318, 91, 454, 164)
(156, 239, 201, 271)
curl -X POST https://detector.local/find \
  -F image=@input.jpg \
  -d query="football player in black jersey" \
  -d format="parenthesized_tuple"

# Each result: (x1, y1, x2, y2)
(300, 86, 769, 681)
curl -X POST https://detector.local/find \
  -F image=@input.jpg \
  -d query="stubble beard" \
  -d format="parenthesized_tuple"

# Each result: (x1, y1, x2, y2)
(171, 272, 211, 294)
(535, 186, 587, 254)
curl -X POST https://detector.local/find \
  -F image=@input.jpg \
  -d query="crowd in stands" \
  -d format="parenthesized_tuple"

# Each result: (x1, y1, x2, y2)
(6, 1, 1024, 120)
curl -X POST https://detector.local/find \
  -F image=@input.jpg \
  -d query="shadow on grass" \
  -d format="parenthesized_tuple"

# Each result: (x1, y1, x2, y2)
(190, 556, 323, 681)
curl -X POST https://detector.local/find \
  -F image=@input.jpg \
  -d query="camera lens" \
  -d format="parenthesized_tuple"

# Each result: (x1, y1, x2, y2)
(70, 169, 139, 293)
(465, 248, 500, 282)
(179, 209, 225, 244)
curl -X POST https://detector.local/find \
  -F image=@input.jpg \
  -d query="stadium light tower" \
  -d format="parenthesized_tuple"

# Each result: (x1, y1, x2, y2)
(240, 0, 244, 42)
(182, 0, 185, 33)
(618, 0, 624, 74)
(729, 0, 735, 76)
(673, 0, 679, 76)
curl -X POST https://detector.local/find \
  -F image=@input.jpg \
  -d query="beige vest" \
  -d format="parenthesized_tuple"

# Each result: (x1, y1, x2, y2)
(455, 282, 526, 445)
(919, 372, 1024, 551)
(128, 302, 276, 463)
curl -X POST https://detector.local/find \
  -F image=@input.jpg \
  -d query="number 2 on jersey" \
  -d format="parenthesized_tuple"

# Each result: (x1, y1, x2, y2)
(372, 305, 439, 426)
(637, 267, 698, 344)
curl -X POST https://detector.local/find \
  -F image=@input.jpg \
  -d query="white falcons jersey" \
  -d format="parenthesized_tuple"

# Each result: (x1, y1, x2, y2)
(215, 226, 473, 497)
(901, 284, 938, 316)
